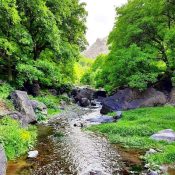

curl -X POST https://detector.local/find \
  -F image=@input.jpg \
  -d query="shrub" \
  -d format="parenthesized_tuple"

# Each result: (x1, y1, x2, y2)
(0, 117, 37, 160)
(0, 83, 14, 99)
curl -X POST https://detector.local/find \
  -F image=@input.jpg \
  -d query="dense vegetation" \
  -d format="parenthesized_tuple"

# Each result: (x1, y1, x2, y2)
(74, 56, 94, 84)
(0, 0, 87, 91)
(89, 107, 175, 167)
(0, 0, 87, 160)
(83, 0, 175, 92)
(0, 117, 37, 160)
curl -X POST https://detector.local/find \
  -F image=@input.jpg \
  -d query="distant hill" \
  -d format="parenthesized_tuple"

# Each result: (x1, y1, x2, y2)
(83, 37, 109, 59)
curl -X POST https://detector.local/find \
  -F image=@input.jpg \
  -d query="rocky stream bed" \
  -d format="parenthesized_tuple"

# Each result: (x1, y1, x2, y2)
(6, 105, 146, 175)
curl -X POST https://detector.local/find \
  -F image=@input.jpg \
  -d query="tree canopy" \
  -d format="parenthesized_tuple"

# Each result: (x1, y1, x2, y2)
(0, 0, 87, 89)
(84, 0, 175, 92)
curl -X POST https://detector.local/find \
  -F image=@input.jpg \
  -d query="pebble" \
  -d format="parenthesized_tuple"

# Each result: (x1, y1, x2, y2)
(28, 150, 39, 158)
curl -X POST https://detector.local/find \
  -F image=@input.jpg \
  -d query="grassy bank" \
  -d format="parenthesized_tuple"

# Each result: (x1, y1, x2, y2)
(88, 107, 175, 166)
(30, 90, 69, 120)
(0, 117, 37, 160)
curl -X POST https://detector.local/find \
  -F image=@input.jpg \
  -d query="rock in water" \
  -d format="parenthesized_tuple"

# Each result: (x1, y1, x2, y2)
(71, 87, 95, 105)
(0, 145, 7, 175)
(151, 129, 175, 142)
(86, 116, 115, 124)
(28, 150, 39, 158)
(79, 98, 90, 107)
(11, 90, 37, 125)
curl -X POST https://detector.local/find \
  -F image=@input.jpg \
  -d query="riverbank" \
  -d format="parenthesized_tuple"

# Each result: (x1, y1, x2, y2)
(88, 106, 175, 173)
(6, 105, 146, 175)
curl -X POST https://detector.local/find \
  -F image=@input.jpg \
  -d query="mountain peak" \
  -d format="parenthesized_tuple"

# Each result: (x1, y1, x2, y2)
(83, 37, 109, 59)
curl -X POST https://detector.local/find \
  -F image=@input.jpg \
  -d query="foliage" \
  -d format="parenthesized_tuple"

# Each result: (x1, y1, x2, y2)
(0, 83, 14, 99)
(88, 106, 175, 165)
(0, 117, 37, 160)
(81, 54, 107, 87)
(0, 83, 14, 110)
(74, 56, 94, 84)
(83, 0, 175, 92)
(0, 0, 87, 89)
(30, 90, 61, 120)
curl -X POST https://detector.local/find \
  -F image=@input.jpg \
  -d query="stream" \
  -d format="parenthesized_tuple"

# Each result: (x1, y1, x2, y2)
(7, 105, 143, 175)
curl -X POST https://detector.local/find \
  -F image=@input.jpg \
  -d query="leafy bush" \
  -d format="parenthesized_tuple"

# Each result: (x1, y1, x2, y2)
(0, 83, 14, 110)
(0, 83, 14, 99)
(0, 0, 87, 89)
(0, 117, 37, 160)
(30, 91, 61, 120)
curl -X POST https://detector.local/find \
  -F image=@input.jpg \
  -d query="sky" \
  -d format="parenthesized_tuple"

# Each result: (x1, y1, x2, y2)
(80, 0, 128, 45)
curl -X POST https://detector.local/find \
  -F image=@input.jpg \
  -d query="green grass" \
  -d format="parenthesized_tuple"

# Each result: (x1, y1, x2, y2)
(88, 106, 175, 165)
(30, 90, 63, 120)
(0, 117, 37, 160)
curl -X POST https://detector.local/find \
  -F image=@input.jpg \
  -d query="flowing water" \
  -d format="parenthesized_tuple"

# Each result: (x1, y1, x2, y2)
(7, 106, 143, 175)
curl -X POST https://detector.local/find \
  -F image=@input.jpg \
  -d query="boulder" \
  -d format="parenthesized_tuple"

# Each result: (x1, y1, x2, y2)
(25, 81, 40, 96)
(148, 171, 159, 175)
(101, 88, 167, 114)
(71, 87, 96, 107)
(11, 90, 37, 125)
(151, 129, 175, 142)
(79, 98, 90, 107)
(94, 90, 107, 98)
(0, 145, 7, 175)
(113, 111, 123, 120)
(30, 100, 47, 115)
(90, 100, 97, 106)
(74, 88, 95, 101)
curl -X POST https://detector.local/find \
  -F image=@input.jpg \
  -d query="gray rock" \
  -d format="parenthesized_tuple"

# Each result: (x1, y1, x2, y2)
(94, 90, 107, 98)
(72, 87, 95, 104)
(100, 88, 167, 114)
(151, 129, 175, 142)
(30, 100, 47, 115)
(79, 98, 90, 107)
(148, 171, 159, 175)
(11, 90, 37, 125)
(146, 148, 157, 155)
(113, 111, 123, 120)
(86, 116, 115, 124)
(28, 150, 39, 158)
(0, 145, 7, 175)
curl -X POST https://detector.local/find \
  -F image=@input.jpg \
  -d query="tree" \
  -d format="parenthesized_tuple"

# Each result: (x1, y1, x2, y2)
(95, 0, 175, 91)
(0, 0, 87, 89)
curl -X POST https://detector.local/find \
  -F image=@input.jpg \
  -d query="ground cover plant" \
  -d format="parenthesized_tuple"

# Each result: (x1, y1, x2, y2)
(88, 106, 175, 166)
(0, 117, 37, 160)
